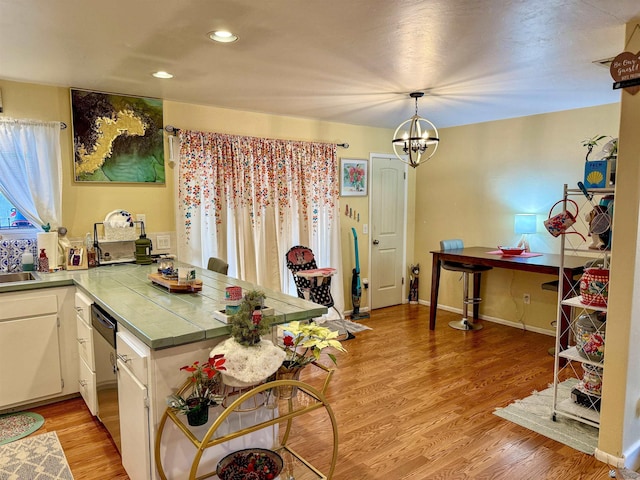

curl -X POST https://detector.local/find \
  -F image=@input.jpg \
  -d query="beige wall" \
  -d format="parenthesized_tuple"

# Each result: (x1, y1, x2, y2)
(597, 18, 640, 466)
(415, 103, 620, 333)
(1, 78, 622, 325)
(2, 70, 637, 463)
(0, 80, 177, 239)
(0, 80, 392, 304)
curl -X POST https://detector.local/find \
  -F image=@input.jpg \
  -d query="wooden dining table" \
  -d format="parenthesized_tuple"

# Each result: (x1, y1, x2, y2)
(429, 247, 591, 336)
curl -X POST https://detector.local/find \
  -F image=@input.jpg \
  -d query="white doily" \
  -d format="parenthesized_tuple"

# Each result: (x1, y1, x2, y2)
(210, 338, 285, 387)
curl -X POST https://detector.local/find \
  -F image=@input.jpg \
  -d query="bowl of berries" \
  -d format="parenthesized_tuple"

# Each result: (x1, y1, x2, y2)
(216, 448, 283, 480)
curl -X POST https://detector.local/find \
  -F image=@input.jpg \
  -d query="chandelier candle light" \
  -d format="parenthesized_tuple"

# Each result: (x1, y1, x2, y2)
(392, 92, 440, 168)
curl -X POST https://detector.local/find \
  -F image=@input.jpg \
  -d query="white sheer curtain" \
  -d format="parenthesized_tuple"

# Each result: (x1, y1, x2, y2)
(0, 118, 63, 230)
(176, 131, 344, 316)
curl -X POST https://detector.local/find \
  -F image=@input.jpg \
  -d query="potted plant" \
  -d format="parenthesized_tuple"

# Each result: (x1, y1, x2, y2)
(209, 290, 286, 387)
(280, 321, 346, 368)
(166, 354, 226, 426)
(276, 321, 347, 398)
(229, 290, 271, 346)
(582, 135, 618, 161)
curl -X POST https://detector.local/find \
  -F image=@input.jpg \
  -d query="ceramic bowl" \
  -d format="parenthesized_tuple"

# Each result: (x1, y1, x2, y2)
(498, 246, 524, 256)
(217, 448, 283, 480)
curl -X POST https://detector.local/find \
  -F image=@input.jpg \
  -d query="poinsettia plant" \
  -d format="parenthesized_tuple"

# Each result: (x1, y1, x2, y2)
(281, 321, 346, 368)
(166, 354, 227, 414)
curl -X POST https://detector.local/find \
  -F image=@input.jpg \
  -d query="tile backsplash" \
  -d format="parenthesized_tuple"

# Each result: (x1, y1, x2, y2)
(0, 237, 37, 272)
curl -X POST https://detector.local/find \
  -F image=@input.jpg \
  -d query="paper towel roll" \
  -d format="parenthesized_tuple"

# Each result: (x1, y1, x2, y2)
(37, 232, 59, 270)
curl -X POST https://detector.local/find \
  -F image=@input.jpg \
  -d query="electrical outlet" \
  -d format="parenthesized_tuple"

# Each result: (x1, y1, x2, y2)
(363, 224, 368, 234)
(156, 234, 171, 250)
(136, 213, 146, 226)
(523, 293, 531, 304)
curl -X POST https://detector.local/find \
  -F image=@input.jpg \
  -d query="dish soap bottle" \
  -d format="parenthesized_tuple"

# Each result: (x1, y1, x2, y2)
(22, 252, 34, 271)
(38, 248, 49, 273)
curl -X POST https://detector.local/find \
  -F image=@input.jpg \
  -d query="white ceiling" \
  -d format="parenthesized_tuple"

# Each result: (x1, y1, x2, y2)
(1, 0, 638, 130)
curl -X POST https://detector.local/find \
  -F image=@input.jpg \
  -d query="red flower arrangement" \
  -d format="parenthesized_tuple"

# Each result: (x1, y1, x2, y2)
(168, 354, 227, 414)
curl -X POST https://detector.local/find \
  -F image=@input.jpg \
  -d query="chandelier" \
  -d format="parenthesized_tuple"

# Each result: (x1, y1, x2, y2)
(391, 92, 439, 168)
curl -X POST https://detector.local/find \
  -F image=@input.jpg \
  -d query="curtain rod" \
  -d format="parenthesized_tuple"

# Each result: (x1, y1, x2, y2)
(0, 118, 67, 129)
(164, 124, 349, 148)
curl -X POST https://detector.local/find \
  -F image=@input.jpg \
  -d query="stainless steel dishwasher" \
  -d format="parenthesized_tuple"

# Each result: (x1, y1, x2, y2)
(91, 304, 121, 452)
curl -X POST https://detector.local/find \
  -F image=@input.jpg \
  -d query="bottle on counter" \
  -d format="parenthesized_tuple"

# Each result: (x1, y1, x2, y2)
(135, 222, 153, 265)
(22, 252, 34, 271)
(85, 232, 97, 268)
(135, 234, 153, 264)
(38, 248, 49, 273)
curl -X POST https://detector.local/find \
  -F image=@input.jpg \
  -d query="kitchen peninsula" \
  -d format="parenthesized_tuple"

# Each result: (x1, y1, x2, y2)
(0, 262, 327, 348)
(0, 262, 328, 480)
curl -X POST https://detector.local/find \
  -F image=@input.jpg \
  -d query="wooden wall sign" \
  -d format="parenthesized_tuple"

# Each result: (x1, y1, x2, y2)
(610, 51, 640, 94)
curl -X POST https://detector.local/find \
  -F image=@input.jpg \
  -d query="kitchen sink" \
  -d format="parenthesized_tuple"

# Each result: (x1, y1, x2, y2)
(0, 272, 37, 283)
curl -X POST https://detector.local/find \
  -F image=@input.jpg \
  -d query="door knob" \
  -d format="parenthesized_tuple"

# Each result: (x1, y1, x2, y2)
(372, 239, 379, 245)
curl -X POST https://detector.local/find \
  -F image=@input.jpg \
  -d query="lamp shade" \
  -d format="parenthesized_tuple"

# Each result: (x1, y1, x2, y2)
(515, 214, 537, 234)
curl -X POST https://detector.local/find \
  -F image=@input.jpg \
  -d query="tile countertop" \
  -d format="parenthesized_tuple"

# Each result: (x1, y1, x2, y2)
(0, 262, 327, 350)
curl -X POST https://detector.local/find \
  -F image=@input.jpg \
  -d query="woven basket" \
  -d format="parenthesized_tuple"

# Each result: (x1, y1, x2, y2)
(579, 268, 609, 307)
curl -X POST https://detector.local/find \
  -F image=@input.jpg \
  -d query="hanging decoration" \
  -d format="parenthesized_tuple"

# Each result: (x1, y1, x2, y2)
(391, 92, 439, 168)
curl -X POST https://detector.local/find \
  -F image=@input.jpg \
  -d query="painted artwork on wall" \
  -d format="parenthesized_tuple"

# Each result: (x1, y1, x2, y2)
(71, 89, 164, 183)
(340, 158, 367, 196)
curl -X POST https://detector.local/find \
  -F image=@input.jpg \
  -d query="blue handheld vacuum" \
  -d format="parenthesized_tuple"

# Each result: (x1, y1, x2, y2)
(351, 227, 370, 320)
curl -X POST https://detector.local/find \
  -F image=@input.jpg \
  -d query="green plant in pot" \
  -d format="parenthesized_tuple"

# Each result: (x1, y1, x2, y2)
(166, 354, 226, 426)
(275, 321, 347, 398)
(210, 290, 286, 387)
(582, 135, 618, 161)
(280, 321, 346, 368)
(230, 290, 271, 346)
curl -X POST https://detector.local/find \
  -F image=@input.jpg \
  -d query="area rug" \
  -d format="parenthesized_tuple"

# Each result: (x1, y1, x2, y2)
(0, 412, 45, 446)
(320, 318, 372, 335)
(0, 431, 74, 479)
(493, 378, 599, 454)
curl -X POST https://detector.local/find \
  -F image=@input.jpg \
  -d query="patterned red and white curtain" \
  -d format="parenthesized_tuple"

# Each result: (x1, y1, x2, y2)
(176, 130, 344, 313)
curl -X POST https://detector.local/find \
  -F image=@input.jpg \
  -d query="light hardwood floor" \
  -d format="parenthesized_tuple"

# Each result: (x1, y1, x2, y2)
(31, 304, 618, 479)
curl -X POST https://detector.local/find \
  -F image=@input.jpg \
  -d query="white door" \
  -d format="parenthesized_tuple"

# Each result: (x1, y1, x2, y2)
(370, 154, 406, 309)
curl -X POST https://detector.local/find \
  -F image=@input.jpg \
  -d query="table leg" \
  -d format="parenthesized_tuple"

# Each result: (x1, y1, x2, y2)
(473, 272, 482, 320)
(430, 254, 441, 330)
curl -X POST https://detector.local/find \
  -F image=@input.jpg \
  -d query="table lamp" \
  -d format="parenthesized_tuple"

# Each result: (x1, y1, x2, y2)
(515, 214, 536, 252)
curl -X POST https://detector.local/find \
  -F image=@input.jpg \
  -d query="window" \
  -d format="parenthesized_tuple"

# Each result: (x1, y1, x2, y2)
(0, 191, 35, 230)
(0, 118, 63, 233)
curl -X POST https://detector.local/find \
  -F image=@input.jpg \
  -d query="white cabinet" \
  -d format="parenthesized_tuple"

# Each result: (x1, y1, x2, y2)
(75, 291, 97, 415)
(552, 184, 613, 428)
(117, 326, 151, 480)
(0, 287, 77, 410)
(0, 306, 61, 405)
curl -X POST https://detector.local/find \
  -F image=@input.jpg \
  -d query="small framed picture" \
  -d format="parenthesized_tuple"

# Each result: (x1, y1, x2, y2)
(65, 246, 88, 270)
(340, 158, 368, 196)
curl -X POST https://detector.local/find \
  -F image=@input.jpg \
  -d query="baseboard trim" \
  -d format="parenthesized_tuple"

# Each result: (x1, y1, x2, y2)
(420, 299, 555, 337)
(595, 448, 625, 468)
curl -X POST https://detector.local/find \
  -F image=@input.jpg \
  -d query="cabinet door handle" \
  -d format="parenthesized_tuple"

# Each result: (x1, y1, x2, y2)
(117, 353, 131, 364)
(78, 380, 87, 387)
(77, 337, 86, 345)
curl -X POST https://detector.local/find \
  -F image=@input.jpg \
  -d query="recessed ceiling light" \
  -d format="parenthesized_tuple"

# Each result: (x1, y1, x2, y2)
(208, 30, 238, 43)
(152, 71, 174, 79)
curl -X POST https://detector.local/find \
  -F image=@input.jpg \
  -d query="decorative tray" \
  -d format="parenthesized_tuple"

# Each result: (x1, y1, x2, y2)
(148, 273, 202, 293)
